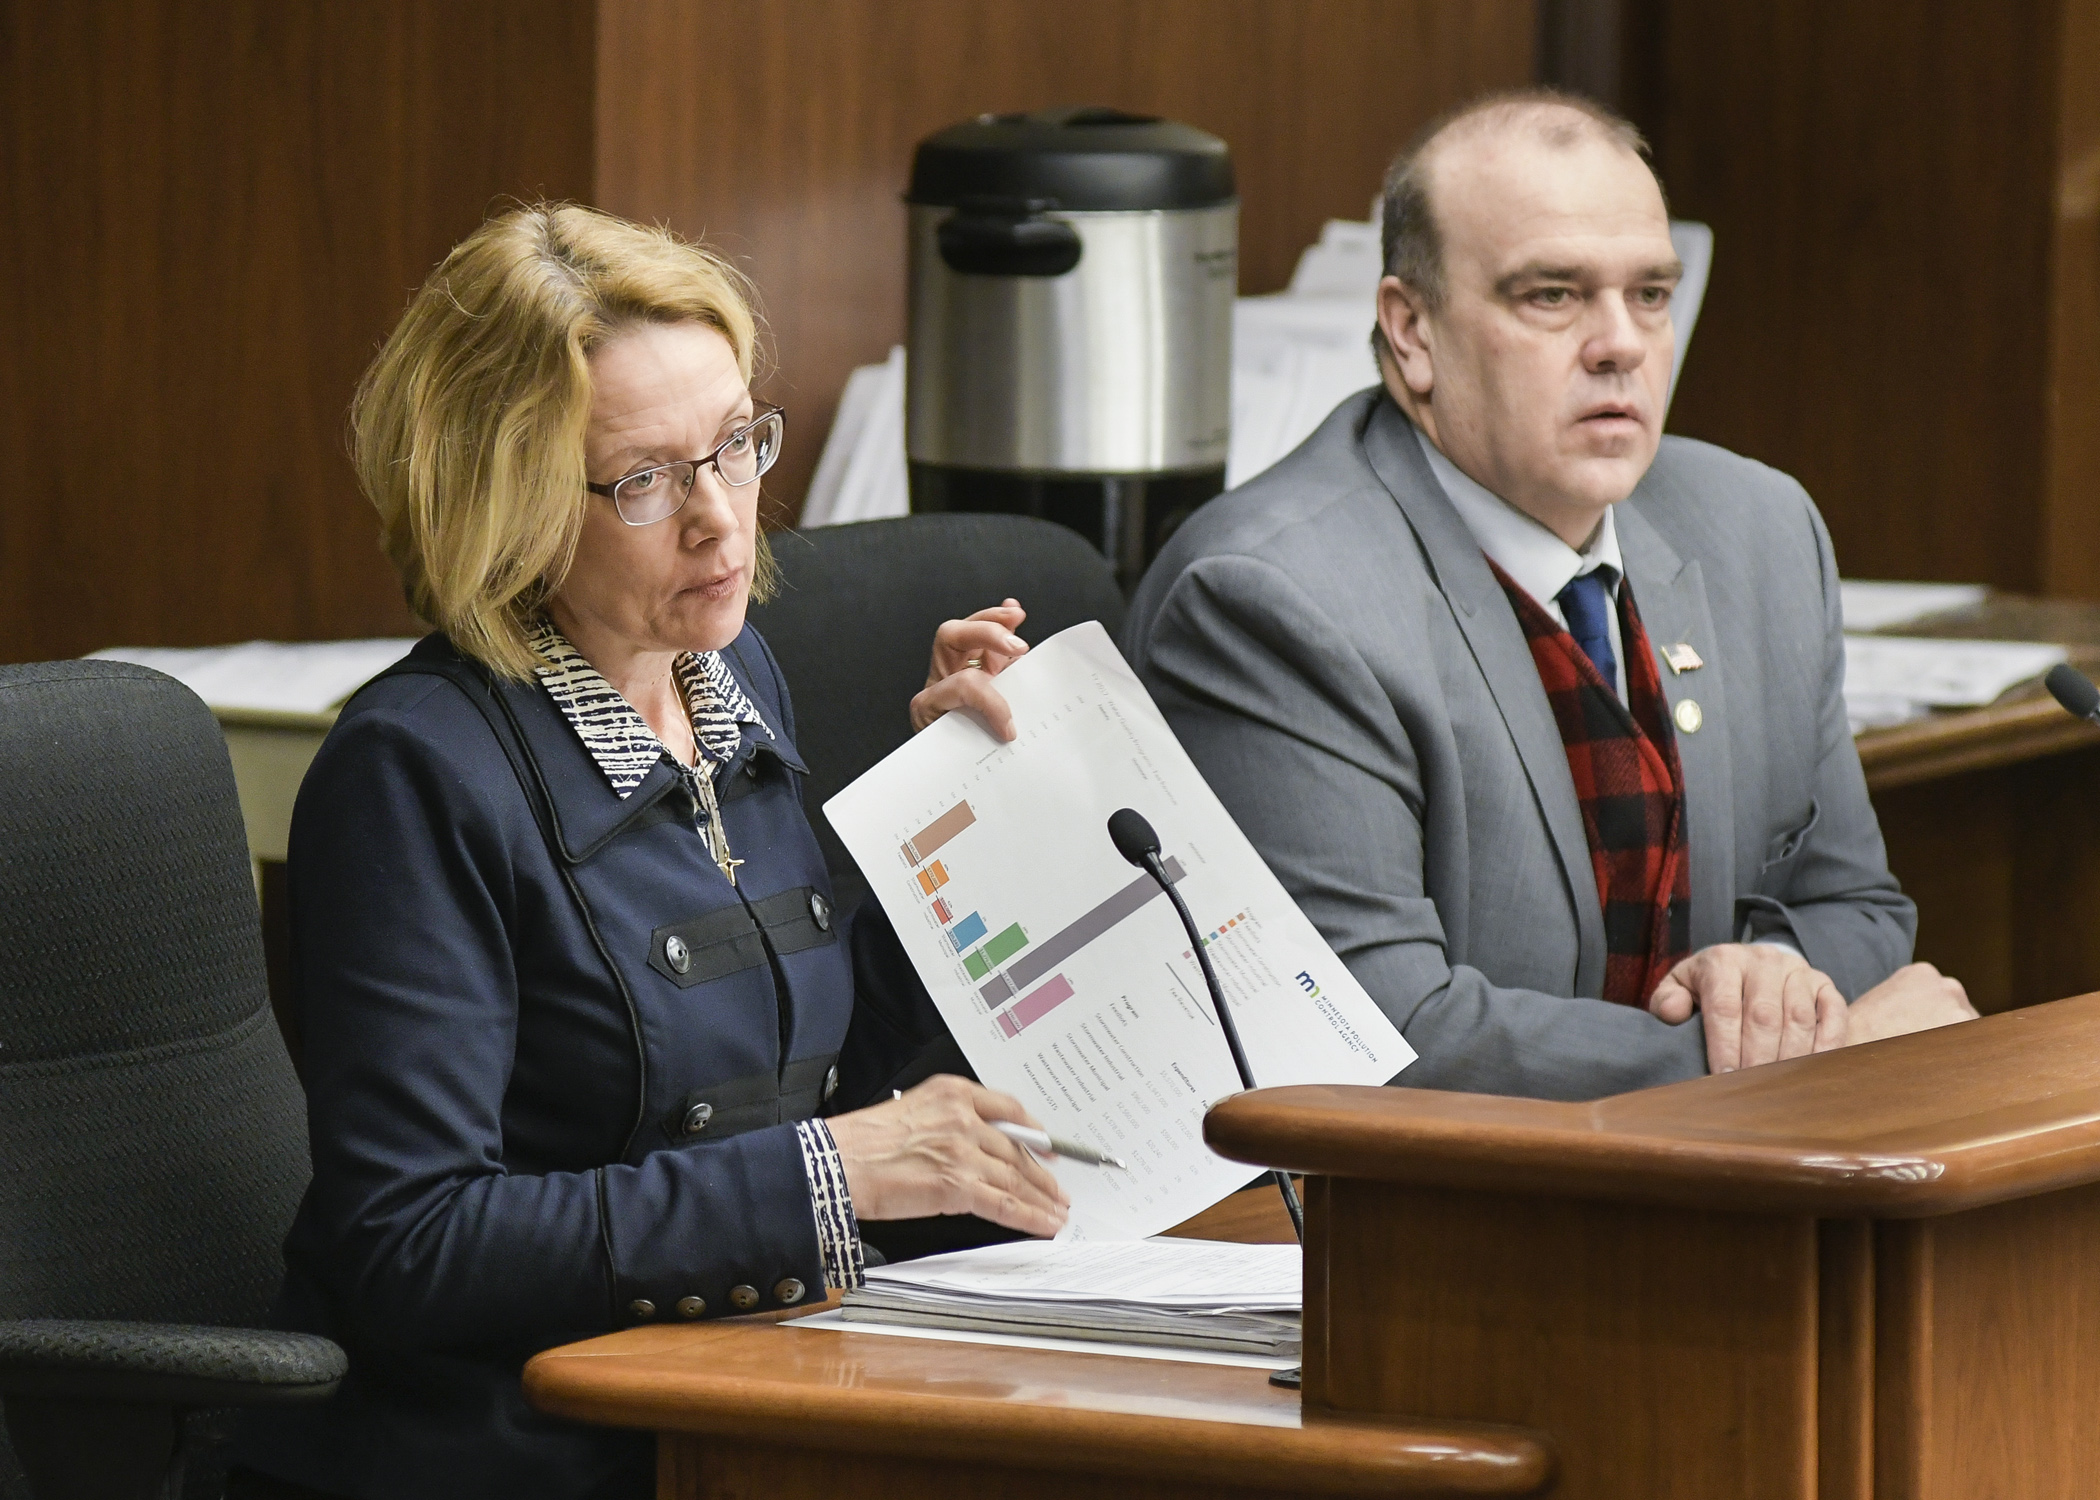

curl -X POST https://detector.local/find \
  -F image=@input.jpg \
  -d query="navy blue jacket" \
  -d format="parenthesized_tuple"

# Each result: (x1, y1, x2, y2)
(238, 629, 873, 1499)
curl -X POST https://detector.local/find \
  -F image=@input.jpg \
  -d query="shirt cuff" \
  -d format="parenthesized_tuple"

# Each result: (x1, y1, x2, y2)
(795, 1118, 866, 1291)
(1753, 935, 1805, 959)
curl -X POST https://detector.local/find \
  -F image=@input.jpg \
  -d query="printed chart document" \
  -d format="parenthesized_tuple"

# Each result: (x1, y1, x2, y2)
(837, 1237, 1301, 1356)
(824, 622, 1413, 1239)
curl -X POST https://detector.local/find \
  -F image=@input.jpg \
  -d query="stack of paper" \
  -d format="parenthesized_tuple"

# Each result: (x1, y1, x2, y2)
(1842, 635, 2066, 732)
(1227, 294, 1382, 487)
(840, 1238, 1301, 1357)
(798, 344, 909, 528)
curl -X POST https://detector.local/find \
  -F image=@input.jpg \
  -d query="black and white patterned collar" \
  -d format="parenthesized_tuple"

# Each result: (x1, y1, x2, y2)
(528, 618, 773, 799)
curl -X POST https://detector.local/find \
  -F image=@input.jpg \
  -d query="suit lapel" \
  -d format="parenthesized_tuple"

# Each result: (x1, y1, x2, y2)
(1615, 501, 1736, 953)
(1362, 402, 1607, 995)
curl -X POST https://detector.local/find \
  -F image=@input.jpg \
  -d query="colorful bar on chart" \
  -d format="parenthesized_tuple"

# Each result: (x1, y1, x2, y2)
(994, 974, 1074, 1038)
(901, 801, 977, 865)
(914, 860, 950, 897)
(947, 911, 988, 953)
(962, 922, 1029, 981)
(981, 922, 1029, 967)
(931, 898, 953, 924)
(978, 856, 1184, 1005)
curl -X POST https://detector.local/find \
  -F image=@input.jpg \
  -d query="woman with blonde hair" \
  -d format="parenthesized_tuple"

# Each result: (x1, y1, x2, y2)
(231, 205, 1065, 1500)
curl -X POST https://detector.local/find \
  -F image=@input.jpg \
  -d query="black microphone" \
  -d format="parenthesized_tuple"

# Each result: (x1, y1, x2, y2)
(2046, 663, 2100, 727)
(1108, 808, 1305, 1244)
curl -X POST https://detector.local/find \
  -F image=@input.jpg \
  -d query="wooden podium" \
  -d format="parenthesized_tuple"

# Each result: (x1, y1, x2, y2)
(1207, 992, 2100, 1499)
(527, 994, 2100, 1498)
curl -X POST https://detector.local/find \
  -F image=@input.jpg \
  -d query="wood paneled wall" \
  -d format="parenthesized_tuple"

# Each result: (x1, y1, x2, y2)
(0, 1, 594, 661)
(1631, 0, 2100, 596)
(0, 0, 1535, 662)
(594, 0, 1536, 523)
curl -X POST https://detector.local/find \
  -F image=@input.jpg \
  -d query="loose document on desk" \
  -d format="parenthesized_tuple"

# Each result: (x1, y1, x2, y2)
(1841, 635, 2067, 731)
(825, 623, 1413, 1240)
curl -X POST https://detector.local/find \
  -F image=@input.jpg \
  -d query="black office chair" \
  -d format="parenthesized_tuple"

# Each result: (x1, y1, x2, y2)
(750, 513, 1127, 916)
(0, 661, 344, 1500)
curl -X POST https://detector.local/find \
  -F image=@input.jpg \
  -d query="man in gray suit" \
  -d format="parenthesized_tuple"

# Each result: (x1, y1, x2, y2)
(1126, 89, 1972, 1101)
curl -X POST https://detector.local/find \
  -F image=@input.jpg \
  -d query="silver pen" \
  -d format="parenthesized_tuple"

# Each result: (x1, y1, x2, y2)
(993, 1120, 1127, 1170)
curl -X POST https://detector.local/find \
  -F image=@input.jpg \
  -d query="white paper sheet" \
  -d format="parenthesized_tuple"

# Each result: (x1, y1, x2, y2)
(786, 1309, 1301, 1371)
(1838, 581, 1989, 633)
(1227, 295, 1381, 488)
(823, 624, 1412, 1240)
(1843, 635, 2065, 710)
(800, 345, 909, 527)
(89, 639, 419, 715)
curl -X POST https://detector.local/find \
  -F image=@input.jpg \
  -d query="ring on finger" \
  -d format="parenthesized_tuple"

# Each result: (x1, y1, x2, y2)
(964, 655, 984, 670)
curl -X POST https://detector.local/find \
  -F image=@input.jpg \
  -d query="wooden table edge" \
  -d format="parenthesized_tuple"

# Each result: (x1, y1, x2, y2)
(1205, 996, 2100, 1219)
(522, 1322, 1557, 1496)
(1858, 696, 2100, 790)
(1206, 1106, 2100, 1218)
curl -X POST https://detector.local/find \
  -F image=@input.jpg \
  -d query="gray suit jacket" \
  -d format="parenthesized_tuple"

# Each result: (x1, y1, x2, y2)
(1125, 391, 1914, 1101)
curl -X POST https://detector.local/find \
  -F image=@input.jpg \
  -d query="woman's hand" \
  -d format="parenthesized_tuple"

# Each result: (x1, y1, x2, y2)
(826, 1074, 1070, 1237)
(909, 599, 1029, 742)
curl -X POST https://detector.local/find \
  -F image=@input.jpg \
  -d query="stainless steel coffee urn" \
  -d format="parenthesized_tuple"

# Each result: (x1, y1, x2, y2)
(905, 107, 1237, 590)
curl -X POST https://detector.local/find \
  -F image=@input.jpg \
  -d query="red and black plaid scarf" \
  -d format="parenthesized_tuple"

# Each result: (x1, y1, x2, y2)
(1489, 561, 1691, 1006)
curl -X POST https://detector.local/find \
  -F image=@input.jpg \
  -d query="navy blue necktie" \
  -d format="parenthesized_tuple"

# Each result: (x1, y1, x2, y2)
(1556, 568, 1620, 698)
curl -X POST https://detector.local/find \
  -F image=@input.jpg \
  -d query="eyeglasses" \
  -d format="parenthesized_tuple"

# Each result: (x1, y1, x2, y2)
(585, 405, 786, 526)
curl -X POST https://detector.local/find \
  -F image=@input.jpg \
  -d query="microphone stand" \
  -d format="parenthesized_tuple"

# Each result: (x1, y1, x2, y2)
(1109, 810, 1305, 1244)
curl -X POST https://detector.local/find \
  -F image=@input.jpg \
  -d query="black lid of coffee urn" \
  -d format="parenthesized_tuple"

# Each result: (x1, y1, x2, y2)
(907, 107, 1235, 212)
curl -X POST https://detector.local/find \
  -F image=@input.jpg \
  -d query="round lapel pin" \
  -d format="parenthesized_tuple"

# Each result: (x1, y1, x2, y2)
(1674, 698, 1704, 734)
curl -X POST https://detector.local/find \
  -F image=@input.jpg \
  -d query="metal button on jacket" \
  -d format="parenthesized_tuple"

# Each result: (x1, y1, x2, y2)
(676, 1295, 707, 1319)
(681, 1102, 714, 1136)
(627, 1298, 656, 1319)
(773, 1278, 806, 1305)
(663, 934, 692, 974)
(822, 1064, 839, 1104)
(728, 1284, 760, 1311)
(809, 892, 832, 932)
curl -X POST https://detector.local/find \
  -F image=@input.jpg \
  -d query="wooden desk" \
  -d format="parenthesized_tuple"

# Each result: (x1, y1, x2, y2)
(1207, 992, 2100, 1500)
(524, 1190, 1555, 1499)
(1855, 596, 2100, 1011)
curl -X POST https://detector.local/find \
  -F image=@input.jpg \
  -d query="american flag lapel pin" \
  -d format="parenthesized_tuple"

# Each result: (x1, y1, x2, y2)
(1662, 643, 1704, 675)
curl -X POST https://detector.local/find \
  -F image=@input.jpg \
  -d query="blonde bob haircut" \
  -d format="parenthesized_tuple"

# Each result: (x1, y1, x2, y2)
(353, 202, 778, 681)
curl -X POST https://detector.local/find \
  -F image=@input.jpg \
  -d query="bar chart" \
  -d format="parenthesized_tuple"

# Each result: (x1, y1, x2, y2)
(976, 858, 1184, 1008)
(896, 791, 1195, 1042)
(895, 798, 1035, 992)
